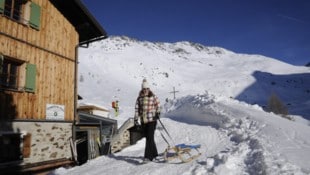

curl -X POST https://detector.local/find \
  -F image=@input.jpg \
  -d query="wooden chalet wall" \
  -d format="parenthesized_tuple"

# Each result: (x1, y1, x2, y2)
(0, 0, 85, 169)
(0, 0, 78, 121)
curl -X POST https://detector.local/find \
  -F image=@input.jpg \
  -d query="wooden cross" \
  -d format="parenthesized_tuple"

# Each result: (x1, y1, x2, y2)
(170, 87, 179, 99)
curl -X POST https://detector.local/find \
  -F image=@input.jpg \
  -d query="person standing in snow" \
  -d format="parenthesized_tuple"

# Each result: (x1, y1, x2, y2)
(134, 78, 161, 162)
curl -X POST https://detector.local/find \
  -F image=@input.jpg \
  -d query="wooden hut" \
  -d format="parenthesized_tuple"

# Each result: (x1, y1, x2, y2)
(75, 112, 117, 165)
(0, 0, 107, 173)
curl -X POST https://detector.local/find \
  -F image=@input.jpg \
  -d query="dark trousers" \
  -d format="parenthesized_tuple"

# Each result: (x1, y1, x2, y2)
(143, 121, 158, 161)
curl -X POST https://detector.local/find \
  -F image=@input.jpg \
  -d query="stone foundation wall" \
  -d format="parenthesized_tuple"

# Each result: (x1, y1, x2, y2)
(12, 121, 73, 164)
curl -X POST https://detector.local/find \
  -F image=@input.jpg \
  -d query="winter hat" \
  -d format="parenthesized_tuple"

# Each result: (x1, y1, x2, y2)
(141, 78, 150, 89)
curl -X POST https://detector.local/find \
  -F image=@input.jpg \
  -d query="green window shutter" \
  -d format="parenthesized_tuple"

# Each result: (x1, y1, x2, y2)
(29, 2, 41, 30)
(25, 64, 36, 93)
(0, 0, 4, 14)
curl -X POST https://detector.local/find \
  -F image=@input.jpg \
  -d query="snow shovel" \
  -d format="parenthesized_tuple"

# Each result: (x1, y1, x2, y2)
(158, 119, 202, 163)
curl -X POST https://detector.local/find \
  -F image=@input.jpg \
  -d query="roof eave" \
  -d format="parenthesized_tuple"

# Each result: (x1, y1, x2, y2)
(50, 0, 108, 43)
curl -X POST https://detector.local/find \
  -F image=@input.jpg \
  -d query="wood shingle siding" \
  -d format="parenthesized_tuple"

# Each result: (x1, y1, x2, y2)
(0, 0, 78, 121)
(0, 0, 107, 171)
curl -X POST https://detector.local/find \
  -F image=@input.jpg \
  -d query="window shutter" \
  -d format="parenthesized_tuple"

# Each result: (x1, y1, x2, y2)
(29, 2, 41, 30)
(0, 0, 4, 14)
(25, 64, 36, 93)
(23, 134, 32, 158)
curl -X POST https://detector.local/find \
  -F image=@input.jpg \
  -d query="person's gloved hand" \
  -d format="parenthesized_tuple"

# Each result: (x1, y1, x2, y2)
(134, 120, 140, 126)
(134, 120, 142, 130)
(155, 112, 160, 119)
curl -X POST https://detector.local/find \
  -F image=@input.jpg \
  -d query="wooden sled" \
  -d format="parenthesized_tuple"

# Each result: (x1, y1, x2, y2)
(163, 144, 201, 163)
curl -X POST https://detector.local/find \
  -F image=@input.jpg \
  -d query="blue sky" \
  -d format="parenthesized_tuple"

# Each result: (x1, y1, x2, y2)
(82, 0, 310, 66)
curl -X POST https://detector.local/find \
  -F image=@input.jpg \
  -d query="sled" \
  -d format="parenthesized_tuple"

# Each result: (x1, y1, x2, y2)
(158, 119, 202, 163)
(163, 143, 201, 163)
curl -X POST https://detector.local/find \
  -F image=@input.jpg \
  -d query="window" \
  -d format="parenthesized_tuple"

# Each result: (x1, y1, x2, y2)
(3, 0, 24, 21)
(0, 57, 22, 90)
(0, 0, 41, 30)
(0, 55, 36, 92)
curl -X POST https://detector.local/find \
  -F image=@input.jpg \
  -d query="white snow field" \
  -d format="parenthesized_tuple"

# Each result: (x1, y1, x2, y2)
(54, 36, 310, 175)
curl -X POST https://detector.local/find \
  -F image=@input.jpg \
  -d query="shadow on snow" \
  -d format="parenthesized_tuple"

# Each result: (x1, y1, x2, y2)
(235, 71, 310, 120)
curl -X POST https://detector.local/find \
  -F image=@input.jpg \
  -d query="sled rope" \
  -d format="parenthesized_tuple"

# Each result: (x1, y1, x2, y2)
(158, 119, 176, 146)
(160, 132, 171, 147)
(158, 119, 202, 163)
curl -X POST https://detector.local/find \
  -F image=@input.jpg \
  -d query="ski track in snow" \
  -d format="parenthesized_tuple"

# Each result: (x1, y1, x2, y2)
(212, 99, 309, 174)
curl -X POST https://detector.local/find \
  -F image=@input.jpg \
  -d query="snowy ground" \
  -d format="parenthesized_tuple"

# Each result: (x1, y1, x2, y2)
(54, 94, 310, 175)
(53, 36, 310, 175)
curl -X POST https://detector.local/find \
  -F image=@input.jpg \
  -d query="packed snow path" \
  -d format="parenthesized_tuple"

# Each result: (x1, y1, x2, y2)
(55, 94, 310, 175)
(55, 119, 230, 175)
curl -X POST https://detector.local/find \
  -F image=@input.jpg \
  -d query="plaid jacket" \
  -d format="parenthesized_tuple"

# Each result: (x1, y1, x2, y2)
(134, 94, 160, 124)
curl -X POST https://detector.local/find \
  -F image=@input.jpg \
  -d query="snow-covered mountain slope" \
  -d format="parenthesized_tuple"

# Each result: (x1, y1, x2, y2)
(77, 36, 310, 119)
(53, 36, 310, 175)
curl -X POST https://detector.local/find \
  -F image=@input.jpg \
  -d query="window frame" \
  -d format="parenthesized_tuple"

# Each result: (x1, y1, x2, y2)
(0, 0, 40, 29)
(0, 56, 24, 91)
(3, 0, 25, 22)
